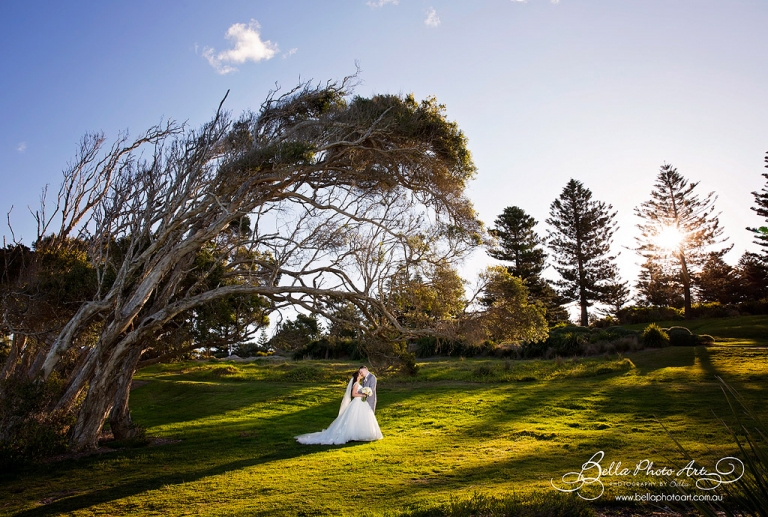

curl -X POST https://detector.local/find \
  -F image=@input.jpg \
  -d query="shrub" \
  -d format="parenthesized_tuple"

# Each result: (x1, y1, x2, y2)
(414, 337, 495, 358)
(665, 326, 698, 347)
(688, 302, 737, 319)
(0, 375, 74, 470)
(642, 323, 670, 348)
(618, 305, 684, 324)
(552, 331, 588, 356)
(737, 298, 768, 315)
(398, 350, 420, 376)
(292, 337, 364, 360)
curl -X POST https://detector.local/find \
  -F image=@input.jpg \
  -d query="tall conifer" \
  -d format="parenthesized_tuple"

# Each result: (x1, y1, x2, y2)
(635, 164, 730, 318)
(488, 206, 568, 324)
(546, 179, 620, 326)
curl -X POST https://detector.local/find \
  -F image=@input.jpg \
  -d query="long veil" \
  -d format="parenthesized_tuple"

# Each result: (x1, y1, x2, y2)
(338, 377, 353, 416)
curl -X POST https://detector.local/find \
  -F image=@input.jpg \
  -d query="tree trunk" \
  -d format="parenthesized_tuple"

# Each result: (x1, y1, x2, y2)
(679, 254, 693, 319)
(69, 345, 130, 451)
(0, 334, 25, 383)
(108, 346, 143, 441)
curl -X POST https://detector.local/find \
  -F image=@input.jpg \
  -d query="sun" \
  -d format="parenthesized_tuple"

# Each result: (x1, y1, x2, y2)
(656, 225, 684, 250)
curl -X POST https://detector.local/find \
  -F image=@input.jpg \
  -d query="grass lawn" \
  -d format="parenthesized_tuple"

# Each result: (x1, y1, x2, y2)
(1, 343, 767, 516)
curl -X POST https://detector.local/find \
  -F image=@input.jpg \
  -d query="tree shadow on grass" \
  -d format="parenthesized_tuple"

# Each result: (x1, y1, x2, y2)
(12, 450, 295, 516)
(9, 411, 370, 517)
(629, 346, 696, 375)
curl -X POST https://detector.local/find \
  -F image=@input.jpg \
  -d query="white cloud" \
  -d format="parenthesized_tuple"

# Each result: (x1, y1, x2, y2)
(203, 20, 278, 74)
(367, 0, 398, 8)
(16, 142, 26, 153)
(282, 47, 298, 59)
(424, 7, 440, 27)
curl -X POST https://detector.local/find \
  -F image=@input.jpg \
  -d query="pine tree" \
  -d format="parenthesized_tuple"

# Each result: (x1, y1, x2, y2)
(636, 259, 684, 308)
(635, 164, 731, 318)
(695, 253, 739, 304)
(546, 179, 620, 326)
(488, 206, 546, 280)
(747, 152, 768, 254)
(599, 278, 631, 319)
(735, 252, 768, 301)
(488, 206, 568, 324)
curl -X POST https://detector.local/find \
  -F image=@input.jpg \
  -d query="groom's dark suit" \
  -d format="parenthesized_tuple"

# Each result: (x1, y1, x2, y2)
(362, 372, 377, 413)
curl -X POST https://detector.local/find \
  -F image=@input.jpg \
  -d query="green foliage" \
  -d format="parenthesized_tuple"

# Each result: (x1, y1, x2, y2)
(0, 335, 10, 364)
(617, 305, 685, 324)
(386, 263, 467, 331)
(414, 336, 495, 358)
(348, 93, 476, 188)
(636, 258, 685, 308)
(520, 325, 646, 359)
(697, 253, 740, 304)
(292, 337, 365, 360)
(477, 266, 549, 344)
(642, 323, 670, 348)
(0, 374, 74, 470)
(271, 314, 323, 352)
(391, 492, 595, 517)
(736, 252, 768, 301)
(488, 206, 547, 281)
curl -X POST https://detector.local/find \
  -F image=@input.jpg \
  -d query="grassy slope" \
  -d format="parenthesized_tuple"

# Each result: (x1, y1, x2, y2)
(624, 314, 768, 346)
(1, 344, 766, 517)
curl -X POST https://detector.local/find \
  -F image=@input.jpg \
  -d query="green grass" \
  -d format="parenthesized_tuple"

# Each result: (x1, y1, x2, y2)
(1, 346, 767, 516)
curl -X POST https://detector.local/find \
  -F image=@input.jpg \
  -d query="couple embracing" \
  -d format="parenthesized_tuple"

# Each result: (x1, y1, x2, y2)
(295, 366, 383, 445)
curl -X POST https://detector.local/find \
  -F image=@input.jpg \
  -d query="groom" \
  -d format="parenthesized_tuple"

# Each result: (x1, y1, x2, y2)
(359, 366, 377, 413)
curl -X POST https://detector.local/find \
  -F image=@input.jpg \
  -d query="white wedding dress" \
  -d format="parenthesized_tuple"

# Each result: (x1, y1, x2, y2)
(295, 380, 383, 445)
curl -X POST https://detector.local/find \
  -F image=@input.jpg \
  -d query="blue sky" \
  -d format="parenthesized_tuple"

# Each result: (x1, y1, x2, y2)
(2, 0, 767, 293)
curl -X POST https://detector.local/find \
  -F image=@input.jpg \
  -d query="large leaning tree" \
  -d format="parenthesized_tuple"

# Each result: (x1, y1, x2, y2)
(634, 163, 730, 318)
(0, 78, 483, 452)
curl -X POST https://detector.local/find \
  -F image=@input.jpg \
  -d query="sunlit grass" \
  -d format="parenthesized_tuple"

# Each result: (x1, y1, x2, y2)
(1, 347, 766, 516)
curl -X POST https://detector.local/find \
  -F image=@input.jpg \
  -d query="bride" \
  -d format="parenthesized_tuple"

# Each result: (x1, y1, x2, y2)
(295, 371, 383, 445)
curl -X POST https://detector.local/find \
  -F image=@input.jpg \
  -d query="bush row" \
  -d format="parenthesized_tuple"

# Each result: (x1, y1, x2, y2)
(409, 323, 714, 361)
(613, 299, 768, 325)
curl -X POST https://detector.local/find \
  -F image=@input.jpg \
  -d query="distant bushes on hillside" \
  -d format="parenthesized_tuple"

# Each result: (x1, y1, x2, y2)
(613, 300, 768, 325)
(406, 321, 714, 361)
